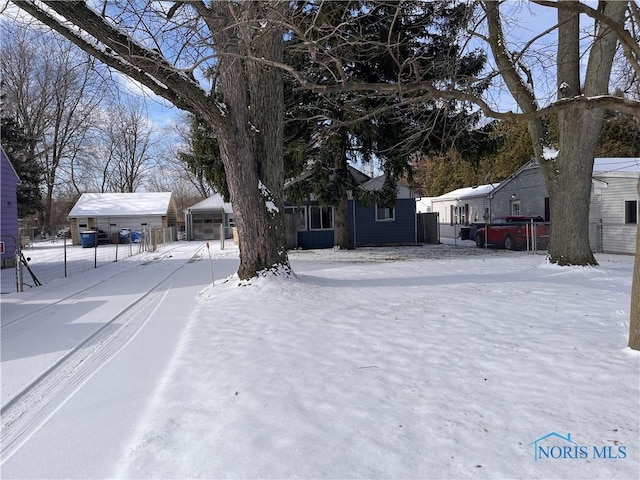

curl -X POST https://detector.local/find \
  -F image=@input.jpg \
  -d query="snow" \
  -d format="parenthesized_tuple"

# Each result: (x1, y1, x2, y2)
(434, 183, 499, 201)
(187, 193, 233, 213)
(258, 180, 279, 214)
(1, 240, 638, 479)
(68, 192, 173, 217)
(593, 157, 640, 174)
(542, 147, 559, 161)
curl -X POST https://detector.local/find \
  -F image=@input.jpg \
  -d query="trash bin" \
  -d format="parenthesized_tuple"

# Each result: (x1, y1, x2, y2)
(80, 231, 97, 248)
(469, 223, 486, 240)
(119, 228, 131, 244)
(460, 227, 471, 240)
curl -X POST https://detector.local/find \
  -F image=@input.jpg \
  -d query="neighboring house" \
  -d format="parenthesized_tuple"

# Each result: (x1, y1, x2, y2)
(480, 157, 638, 254)
(487, 159, 549, 220)
(184, 194, 235, 241)
(416, 197, 435, 213)
(355, 175, 418, 247)
(590, 158, 639, 255)
(1, 146, 20, 268)
(430, 183, 499, 227)
(285, 169, 418, 249)
(67, 192, 178, 245)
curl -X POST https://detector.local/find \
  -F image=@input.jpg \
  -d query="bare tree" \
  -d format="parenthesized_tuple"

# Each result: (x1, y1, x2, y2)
(98, 100, 158, 192)
(0, 20, 105, 233)
(146, 124, 210, 214)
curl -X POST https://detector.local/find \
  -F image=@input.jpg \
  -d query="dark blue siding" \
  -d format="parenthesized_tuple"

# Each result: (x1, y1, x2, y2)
(1, 148, 19, 262)
(288, 198, 416, 249)
(297, 229, 334, 249)
(354, 198, 416, 246)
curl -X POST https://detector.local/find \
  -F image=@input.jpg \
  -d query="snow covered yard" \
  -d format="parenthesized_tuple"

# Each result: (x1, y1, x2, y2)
(117, 246, 638, 479)
(1, 242, 638, 479)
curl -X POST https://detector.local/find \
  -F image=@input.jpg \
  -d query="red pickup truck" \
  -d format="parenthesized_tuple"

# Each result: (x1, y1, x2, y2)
(475, 216, 550, 250)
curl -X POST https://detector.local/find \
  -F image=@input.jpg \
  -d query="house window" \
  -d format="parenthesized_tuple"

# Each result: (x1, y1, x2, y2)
(309, 206, 333, 230)
(285, 206, 307, 231)
(625, 200, 638, 224)
(511, 200, 521, 216)
(376, 204, 395, 221)
(452, 205, 468, 225)
(454, 206, 461, 224)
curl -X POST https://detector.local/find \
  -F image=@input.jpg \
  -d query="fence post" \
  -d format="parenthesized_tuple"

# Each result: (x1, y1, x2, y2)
(206, 242, 215, 286)
(94, 231, 98, 268)
(598, 219, 603, 253)
(220, 224, 225, 250)
(64, 236, 67, 277)
(15, 252, 23, 293)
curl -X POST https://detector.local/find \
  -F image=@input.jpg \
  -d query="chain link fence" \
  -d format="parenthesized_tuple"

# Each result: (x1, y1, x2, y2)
(1, 225, 177, 294)
(438, 220, 637, 256)
(589, 221, 637, 255)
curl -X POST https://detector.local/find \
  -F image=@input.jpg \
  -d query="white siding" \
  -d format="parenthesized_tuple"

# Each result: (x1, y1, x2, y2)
(590, 173, 639, 255)
(431, 196, 490, 225)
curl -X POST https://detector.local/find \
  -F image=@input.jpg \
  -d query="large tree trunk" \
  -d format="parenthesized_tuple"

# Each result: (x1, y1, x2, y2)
(487, 0, 626, 266)
(539, 8, 597, 265)
(207, 2, 289, 280)
(334, 192, 351, 249)
(539, 139, 598, 265)
(538, 3, 626, 266)
(628, 177, 640, 350)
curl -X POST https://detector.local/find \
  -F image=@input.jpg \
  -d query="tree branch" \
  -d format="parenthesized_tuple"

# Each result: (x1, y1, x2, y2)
(533, 0, 640, 78)
(11, 0, 209, 115)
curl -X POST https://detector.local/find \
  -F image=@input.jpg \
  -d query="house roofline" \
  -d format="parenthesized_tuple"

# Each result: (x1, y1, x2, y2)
(487, 158, 538, 199)
(1, 145, 21, 182)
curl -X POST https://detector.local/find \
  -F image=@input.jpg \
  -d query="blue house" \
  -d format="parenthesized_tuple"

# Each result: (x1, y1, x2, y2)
(285, 169, 418, 249)
(1, 146, 20, 268)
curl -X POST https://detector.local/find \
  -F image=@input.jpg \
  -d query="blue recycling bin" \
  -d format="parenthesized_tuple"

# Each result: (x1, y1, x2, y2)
(80, 231, 97, 248)
(131, 231, 143, 243)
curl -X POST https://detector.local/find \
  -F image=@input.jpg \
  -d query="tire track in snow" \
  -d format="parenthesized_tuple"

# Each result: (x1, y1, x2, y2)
(1, 244, 189, 330)
(0, 247, 206, 464)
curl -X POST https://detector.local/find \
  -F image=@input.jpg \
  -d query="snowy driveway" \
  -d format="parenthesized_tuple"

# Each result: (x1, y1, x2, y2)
(1, 242, 239, 478)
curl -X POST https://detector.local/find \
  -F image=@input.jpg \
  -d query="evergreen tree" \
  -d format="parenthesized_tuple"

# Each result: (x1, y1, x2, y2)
(178, 114, 229, 202)
(597, 112, 640, 157)
(0, 116, 43, 218)
(284, 1, 486, 247)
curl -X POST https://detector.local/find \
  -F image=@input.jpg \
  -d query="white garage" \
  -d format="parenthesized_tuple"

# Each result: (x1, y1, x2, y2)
(67, 192, 178, 245)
